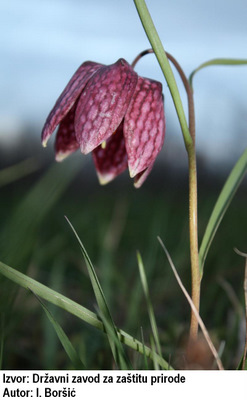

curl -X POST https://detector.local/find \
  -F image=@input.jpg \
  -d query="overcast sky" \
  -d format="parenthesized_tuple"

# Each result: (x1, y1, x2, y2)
(0, 0, 247, 167)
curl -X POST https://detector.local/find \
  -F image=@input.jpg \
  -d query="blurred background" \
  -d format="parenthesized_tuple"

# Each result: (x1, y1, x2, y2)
(0, 0, 247, 369)
(1, 0, 247, 168)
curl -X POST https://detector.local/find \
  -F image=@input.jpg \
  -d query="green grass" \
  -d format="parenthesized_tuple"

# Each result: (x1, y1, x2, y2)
(0, 155, 246, 369)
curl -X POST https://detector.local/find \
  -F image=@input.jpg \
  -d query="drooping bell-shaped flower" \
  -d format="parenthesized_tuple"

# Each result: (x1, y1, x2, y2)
(41, 58, 165, 187)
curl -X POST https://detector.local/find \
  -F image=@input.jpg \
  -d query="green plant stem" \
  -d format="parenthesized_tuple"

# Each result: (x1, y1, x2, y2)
(168, 52, 200, 340)
(133, 0, 200, 341)
(188, 145, 200, 341)
(189, 58, 247, 87)
(164, 53, 200, 340)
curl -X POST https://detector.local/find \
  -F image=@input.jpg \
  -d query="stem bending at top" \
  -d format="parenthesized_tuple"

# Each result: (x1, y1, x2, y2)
(131, 49, 195, 143)
(189, 58, 247, 87)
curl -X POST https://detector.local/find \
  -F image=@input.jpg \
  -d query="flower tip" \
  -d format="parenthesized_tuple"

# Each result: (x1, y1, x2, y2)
(128, 166, 137, 179)
(55, 153, 68, 162)
(41, 132, 50, 148)
(98, 179, 108, 186)
(98, 177, 111, 186)
(96, 172, 114, 186)
(133, 180, 141, 189)
(55, 148, 77, 162)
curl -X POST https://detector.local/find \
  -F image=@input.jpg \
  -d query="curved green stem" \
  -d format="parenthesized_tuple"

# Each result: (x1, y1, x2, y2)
(131, 49, 195, 143)
(189, 58, 247, 87)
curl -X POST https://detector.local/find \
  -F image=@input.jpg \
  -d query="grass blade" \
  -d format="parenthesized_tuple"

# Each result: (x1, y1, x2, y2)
(137, 251, 162, 358)
(158, 236, 224, 370)
(234, 249, 247, 370)
(65, 217, 112, 322)
(0, 260, 171, 369)
(0, 157, 41, 188)
(199, 148, 247, 276)
(0, 260, 102, 328)
(150, 336, 159, 370)
(140, 327, 149, 370)
(65, 217, 131, 369)
(0, 315, 4, 369)
(32, 292, 85, 369)
(189, 58, 247, 86)
(242, 255, 247, 370)
(96, 308, 132, 369)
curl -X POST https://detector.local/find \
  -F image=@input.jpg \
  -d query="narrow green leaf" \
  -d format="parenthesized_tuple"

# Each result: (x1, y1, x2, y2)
(65, 217, 111, 321)
(237, 354, 247, 371)
(242, 357, 247, 371)
(158, 237, 224, 371)
(150, 336, 159, 370)
(0, 260, 172, 369)
(137, 251, 162, 358)
(32, 292, 85, 369)
(235, 250, 247, 370)
(0, 315, 4, 369)
(0, 260, 102, 328)
(199, 148, 247, 276)
(140, 327, 149, 370)
(0, 157, 41, 188)
(42, 260, 66, 369)
(189, 58, 247, 86)
(97, 308, 132, 370)
(65, 217, 131, 369)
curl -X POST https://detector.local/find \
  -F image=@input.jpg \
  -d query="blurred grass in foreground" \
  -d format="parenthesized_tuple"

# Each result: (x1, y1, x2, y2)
(0, 155, 246, 369)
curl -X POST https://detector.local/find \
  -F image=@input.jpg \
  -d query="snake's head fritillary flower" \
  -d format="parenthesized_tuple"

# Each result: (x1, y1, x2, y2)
(41, 58, 165, 187)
